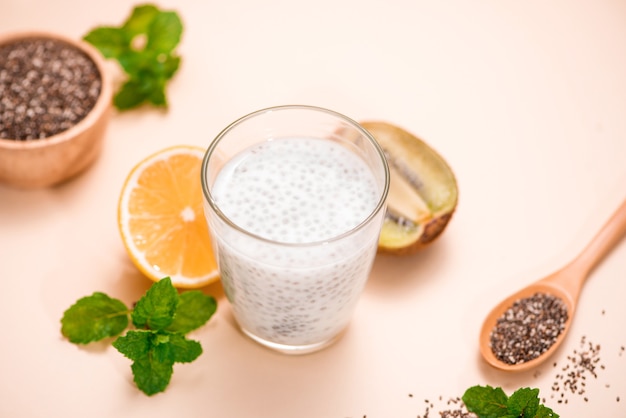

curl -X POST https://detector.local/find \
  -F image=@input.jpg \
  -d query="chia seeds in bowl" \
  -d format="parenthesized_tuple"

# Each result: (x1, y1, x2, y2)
(0, 36, 102, 140)
(0, 31, 112, 189)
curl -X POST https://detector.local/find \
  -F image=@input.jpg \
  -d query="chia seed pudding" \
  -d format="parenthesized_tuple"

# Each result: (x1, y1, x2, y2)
(208, 137, 385, 349)
(0, 36, 101, 140)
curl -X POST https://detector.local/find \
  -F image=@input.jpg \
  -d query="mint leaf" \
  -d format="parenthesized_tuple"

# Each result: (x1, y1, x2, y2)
(83, 27, 129, 59)
(132, 277, 179, 330)
(168, 333, 203, 363)
(113, 330, 153, 361)
(167, 291, 217, 334)
(157, 54, 181, 79)
(462, 385, 508, 418)
(61, 292, 129, 344)
(117, 50, 153, 75)
(121, 330, 199, 396)
(147, 11, 183, 54)
(122, 4, 160, 36)
(130, 351, 174, 396)
(147, 77, 168, 106)
(115, 330, 176, 396)
(114, 79, 150, 110)
(535, 404, 559, 418)
(507, 387, 539, 417)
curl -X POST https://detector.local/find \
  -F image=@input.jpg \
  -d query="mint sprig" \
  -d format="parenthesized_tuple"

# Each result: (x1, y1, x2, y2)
(462, 385, 559, 418)
(83, 4, 183, 110)
(61, 277, 217, 396)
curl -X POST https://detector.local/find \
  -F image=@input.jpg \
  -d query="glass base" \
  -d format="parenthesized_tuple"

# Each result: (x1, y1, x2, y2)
(240, 327, 347, 355)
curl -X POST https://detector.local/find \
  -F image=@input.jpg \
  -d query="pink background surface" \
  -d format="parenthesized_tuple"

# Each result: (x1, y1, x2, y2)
(1, 0, 625, 416)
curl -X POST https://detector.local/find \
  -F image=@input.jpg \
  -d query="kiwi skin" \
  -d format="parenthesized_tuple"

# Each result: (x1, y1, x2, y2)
(381, 211, 455, 255)
(360, 121, 458, 255)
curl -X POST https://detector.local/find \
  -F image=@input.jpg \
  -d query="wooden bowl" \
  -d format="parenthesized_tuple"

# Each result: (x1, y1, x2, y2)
(0, 31, 112, 188)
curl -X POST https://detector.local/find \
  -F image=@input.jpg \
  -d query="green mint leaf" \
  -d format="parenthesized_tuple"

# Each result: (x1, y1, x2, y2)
(83, 27, 130, 59)
(115, 330, 176, 396)
(113, 330, 153, 361)
(114, 80, 150, 110)
(113, 73, 169, 110)
(167, 291, 217, 334)
(147, 11, 183, 54)
(132, 277, 179, 330)
(114, 51, 174, 109)
(145, 331, 202, 363)
(130, 351, 174, 396)
(61, 292, 129, 344)
(154, 54, 181, 79)
(147, 77, 168, 107)
(122, 4, 160, 36)
(167, 333, 203, 363)
(117, 50, 153, 75)
(507, 387, 539, 417)
(117, 51, 179, 80)
(535, 404, 559, 418)
(462, 385, 509, 418)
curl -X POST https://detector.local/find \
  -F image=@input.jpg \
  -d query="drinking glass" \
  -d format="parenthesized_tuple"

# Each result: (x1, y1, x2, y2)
(201, 105, 389, 354)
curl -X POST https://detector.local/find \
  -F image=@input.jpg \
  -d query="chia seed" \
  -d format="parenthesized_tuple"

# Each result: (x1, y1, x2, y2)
(549, 335, 603, 404)
(415, 396, 477, 418)
(490, 292, 569, 365)
(0, 36, 101, 140)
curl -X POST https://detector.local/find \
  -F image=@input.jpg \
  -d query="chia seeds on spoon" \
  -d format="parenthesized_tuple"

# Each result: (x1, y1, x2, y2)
(0, 36, 101, 140)
(490, 292, 569, 365)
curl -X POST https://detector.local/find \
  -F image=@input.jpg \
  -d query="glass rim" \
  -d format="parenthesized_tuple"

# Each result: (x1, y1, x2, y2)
(201, 104, 390, 248)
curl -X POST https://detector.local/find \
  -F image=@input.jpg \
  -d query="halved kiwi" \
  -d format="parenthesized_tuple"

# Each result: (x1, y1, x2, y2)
(361, 121, 458, 254)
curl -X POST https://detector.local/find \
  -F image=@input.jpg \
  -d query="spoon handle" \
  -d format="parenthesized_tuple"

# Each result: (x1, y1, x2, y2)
(568, 198, 626, 277)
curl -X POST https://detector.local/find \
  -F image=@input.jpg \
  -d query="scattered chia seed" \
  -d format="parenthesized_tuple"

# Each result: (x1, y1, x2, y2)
(537, 309, 625, 407)
(0, 37, 101, 140)
(490, 292, 568, 365)
(550, 336, 603, 404)
(547, 334, 624, 407)
(415, 396, 477, 418)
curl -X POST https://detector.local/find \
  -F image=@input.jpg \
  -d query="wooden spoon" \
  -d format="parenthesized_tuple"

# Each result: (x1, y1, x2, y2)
(479, 198, 626, 371)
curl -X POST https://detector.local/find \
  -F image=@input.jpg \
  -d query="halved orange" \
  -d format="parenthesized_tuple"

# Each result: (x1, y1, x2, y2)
(118, 145, 219, 288)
